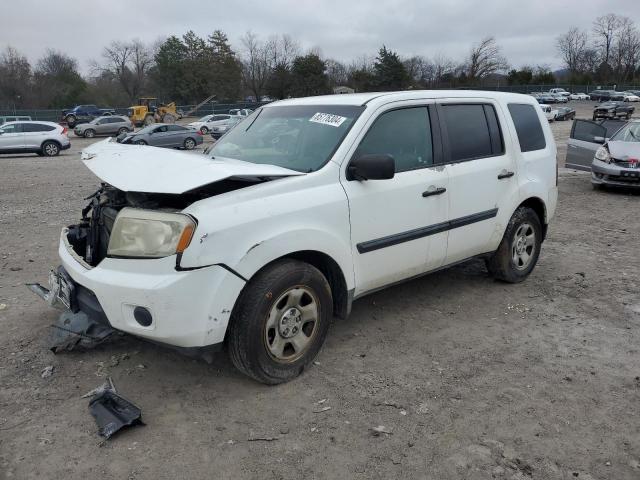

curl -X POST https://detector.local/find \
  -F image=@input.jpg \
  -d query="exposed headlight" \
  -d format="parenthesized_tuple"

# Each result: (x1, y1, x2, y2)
(595, 146, 611, 163)
(107, 208, 196, 259)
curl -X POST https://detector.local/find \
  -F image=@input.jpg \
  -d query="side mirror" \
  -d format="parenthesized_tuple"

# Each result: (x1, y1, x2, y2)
(593, 136, 606, 144)
(347, 154, 395, 181)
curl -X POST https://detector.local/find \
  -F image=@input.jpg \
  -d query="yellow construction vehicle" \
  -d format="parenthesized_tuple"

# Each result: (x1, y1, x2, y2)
(127, 97, 179, 127)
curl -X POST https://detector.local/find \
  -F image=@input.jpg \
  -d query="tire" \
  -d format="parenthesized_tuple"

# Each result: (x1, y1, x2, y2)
(65, 115, 76, 128)
(183, 137, 196, 150)
(162, 113, 176, 124)
(227, 259, 333, 384)
(143, 115, 155, 126)
(136, 140, 147, 145)
(41, 141, 60, 157)
(485, 207, 542, 283)
(83, 129, 95, 138)
(592, 114, 597, 121)
(200, 126, 209, 134)
(117, 127, 128, 135)
(592, 183, 603, 191)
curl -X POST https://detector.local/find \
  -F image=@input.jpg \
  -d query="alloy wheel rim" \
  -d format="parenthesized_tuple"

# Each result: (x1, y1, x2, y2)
(264, 286, 319, 362)
(512, 222, 536, 270)
(45, 144, 57, 155)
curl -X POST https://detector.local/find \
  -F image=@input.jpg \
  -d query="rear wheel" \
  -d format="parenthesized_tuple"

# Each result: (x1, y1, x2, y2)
(143, 115, 155, 126)
(41, 141, 60, 157)
(83, 129, 95, 138)
(65, 115, 76, 128)
(485, 207, 542, 283)
(136, 140, 147, 145)
(228, 259, 332, 384)
(200, 126, 209, 134)
(183, 137, 196, 150)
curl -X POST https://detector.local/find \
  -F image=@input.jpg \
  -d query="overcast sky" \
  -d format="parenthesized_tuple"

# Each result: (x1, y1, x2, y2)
(2, 0, 638, 74)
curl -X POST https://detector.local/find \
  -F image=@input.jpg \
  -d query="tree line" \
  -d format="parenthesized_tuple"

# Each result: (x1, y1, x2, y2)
(555, 13, 640, 85)
(2, 13, 639, 110)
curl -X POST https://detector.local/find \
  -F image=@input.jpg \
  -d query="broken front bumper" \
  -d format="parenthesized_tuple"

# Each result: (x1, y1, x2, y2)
(591, 159, 640, 187)
(32, 229, 246, 348)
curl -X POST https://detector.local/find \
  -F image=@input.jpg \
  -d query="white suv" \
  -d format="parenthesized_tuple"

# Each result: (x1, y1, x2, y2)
(0, 121, 70, 156)
(33, 91, 557, 384)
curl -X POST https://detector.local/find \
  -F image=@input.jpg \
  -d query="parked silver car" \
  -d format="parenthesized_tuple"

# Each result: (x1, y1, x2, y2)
(591, 120, 640, 189)
(116, 123, 203, 149)
(0, 121, 70, 156)
(74, 115, 133, 138)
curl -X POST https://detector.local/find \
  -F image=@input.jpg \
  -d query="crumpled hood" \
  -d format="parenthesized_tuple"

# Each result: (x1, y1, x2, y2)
(608, 141, 640, 161)
(81, 138, 304, 194)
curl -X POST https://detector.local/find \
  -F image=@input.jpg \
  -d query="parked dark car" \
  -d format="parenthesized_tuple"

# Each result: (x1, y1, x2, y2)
(117, 123, 203, 149)
(61, 105, 116, 128)
(593, 101, 634, 120)
(555, 107, 576, 121)
(589, 90, 614, 101)
(565, 118, 627, 171)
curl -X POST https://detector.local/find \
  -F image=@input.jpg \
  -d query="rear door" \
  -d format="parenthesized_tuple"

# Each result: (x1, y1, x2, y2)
(166, 125, 188, 147)
(565, 120, 606, 171)
(22, 123, 55, 149)
(0, 123, 25, 151)
(436, 101, 517, 264)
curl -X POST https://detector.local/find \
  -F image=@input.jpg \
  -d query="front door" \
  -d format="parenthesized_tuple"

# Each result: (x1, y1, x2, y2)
(566, 120, 606, 171)
(341, 104, 450, 295)
(436, 101, 518, 264)
(0, 123, 25, 151)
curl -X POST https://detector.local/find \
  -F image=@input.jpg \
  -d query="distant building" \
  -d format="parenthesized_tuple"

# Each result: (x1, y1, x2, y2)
(333, 86, 355, 94)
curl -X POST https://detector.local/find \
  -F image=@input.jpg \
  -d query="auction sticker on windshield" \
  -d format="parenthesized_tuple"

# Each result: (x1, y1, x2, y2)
(310, 112, 347, 127)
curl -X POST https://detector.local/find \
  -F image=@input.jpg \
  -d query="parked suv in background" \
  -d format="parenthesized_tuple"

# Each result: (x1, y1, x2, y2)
(61, 105, 116, 128)
(0, 121, 70, 156)
(32, 91, 557, 384)
(73, 116, 133, 138)
(0, 115, 31, 124)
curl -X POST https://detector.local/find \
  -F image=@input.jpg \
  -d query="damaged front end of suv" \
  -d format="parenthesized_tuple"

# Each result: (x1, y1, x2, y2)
(29, 138, 303, 354)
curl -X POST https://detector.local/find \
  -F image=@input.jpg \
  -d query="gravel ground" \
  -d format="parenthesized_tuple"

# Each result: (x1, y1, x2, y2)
(1, 101, 639, 479)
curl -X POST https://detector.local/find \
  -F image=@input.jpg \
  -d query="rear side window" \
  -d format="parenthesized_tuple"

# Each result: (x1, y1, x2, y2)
(508, 104, 546, 152)
(23, 123, 55, 132)
(168, 125, 186, 131)
(355, 107, 433, 172)
(571, 120, 605, 143)
(440, 104, 503, 162)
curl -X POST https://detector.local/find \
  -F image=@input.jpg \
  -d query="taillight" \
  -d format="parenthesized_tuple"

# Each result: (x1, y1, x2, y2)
(196, 131, 202, 136)
(62, 127, 68, 135)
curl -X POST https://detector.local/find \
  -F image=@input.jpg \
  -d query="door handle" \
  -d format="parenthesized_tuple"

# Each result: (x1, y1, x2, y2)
(422, 187, 447, 197)
(497, 170, 515, 180)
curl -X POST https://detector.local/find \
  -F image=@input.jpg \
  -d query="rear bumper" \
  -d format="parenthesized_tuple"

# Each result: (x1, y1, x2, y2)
(591, 159, 640, 187)
(54, 229, 246, 347)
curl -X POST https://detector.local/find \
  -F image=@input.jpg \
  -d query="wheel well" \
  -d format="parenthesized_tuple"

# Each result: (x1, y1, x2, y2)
(41, 139, 61, 149)
(246, 251, 351, 320)
(518, 197, 547, 240)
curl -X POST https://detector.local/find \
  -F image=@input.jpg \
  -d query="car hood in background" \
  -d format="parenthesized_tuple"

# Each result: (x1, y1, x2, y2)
(607, 141, 640, 160)
(80, 138, 304, 194)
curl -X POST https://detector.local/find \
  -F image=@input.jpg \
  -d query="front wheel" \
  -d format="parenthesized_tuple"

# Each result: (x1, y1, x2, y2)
(485, 207, 542, 283)
(83, 129, 95, 138)
(227, 259, 332, 384)
(136, 139, 147, 145)
(65, 115, 76, 128)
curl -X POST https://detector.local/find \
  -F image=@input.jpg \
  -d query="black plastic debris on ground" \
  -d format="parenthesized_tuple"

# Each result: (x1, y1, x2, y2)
(49, 310, 115, 353)
(88, 388, 144, 439)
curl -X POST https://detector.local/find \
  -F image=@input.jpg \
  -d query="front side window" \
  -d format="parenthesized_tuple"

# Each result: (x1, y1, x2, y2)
(572, 120, 605, 143)
(508, 103, 546, 152)
(354, 107, 433, 172)
(211, 105, 363, 173)
(440, 104, 503, 162)
(0, 123, 22, 133)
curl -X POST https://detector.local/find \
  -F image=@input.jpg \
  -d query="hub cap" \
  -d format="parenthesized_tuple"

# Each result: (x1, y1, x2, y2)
(512, 222, 536, 270)
(265, 287, 318, 362)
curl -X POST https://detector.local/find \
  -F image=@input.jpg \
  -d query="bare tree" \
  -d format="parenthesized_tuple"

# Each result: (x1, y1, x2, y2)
(611, 17, 640, 82)
(432, 54, 455, 86)
(467, 37, 509, 81)
(266, 34, 300, 69)
(556, 28, 589, 74)
(593, 13, 622, 65)
(240, 31, 271, 101)
(0, 46, 31, 108)
(325, 58, 349, 87)
(97, 39, 153, 102)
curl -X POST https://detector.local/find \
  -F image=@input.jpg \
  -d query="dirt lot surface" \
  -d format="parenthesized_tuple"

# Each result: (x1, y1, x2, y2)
(1, 101, 639, 479)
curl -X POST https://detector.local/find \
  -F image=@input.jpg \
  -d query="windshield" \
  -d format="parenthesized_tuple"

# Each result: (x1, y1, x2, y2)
(136, 125, 156, 135)
(198, 115, 212, 122)
(210, 105, 364, 172)
(611, 123, 640, 143)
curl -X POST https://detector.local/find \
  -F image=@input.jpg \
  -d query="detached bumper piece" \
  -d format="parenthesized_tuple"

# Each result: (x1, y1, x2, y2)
(28, 265, 117, 353)
(87, 378, 144, 439)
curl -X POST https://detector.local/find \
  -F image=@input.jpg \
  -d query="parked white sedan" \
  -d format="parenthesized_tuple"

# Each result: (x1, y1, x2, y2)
(569, 92, 590, 100)
(622, 92, 640, 102)
(188, 114, 243, 134)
